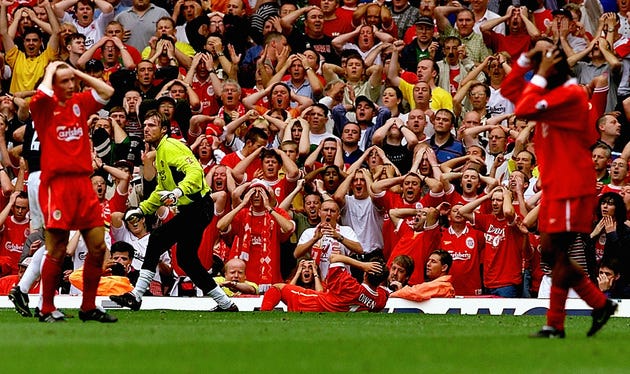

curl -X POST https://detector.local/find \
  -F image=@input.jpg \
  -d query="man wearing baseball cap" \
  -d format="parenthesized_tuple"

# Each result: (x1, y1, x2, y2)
(398, 16, 443, 72)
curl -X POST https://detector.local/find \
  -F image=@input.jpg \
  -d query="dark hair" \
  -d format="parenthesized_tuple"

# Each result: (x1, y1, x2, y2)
(267, 82, 291, 105)
(77, 0, 96, 10)
(268, 108, 288, 121)
(22, 27, 44, 41)
(303, 190, 323, 203)
(600, 256, 622, 275)
(340, 49, 363, 63)
(430, 249, 453, 274)
(530, 39, 573, 89)
(311, 103, 330, 117)
(322, 164, 341, 177)
(85, 59, 104, 72)
(343, 121, 361, 130)
(290, 256, 321, 289)
(303, 47, 321, 66)
(137, 59, 155, 68)
(64, 32, 86, 46)
(597, 192, 627, 230)
(418, 57, 439, 82)
(384, 85, 404, 113)
(345, 53, 365, 68)
(260, 148, 283, 165)
(244, 126, 268, 145)
(435, 108, 456, 124)
(365, 255, 389, 287)
(517, 149, 536, 166)
(111, 241, 135, 260)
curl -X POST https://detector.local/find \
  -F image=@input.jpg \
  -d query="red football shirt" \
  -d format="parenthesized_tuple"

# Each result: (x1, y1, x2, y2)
(514, 79, 598, 200)
(440, 225, 484, 296)
(0, 217, 30, 273)
(30, 88, 106, 181)
(388, 222, 441, 286)
(473, 213, 525, 289)
(220, 151, 262, 183)
(319, 265, 390, 312)
(376, 189, 443, 260)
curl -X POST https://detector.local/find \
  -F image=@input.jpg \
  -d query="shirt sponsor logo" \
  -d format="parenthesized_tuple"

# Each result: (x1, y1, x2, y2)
(4, 242, 23, 253)
(57, 126, 84, 142)
(450, 251, 472, 261)
(485, 224, 505, 248)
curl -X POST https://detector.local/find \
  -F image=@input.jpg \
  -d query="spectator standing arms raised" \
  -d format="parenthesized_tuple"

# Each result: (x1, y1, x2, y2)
(1, 0, 59, 94)
(503, 40, 618, 338)
(52, 0, 115, 48)
(110, 110, 237, 311)
(30, 61, 116, 323)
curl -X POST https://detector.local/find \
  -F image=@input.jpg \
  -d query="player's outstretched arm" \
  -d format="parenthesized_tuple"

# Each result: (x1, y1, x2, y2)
(330, 253, 382, 274)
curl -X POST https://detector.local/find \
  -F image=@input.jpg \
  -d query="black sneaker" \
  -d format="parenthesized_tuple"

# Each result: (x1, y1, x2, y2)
(209, 303, 239, 312)
(8, 286, 31, 317)
(39, 310, 67, 323)
(109, 292, 142, 311)
(587, 299, 618, 337)
(530, 326, 566, 339)
(79, 308, 118, 323)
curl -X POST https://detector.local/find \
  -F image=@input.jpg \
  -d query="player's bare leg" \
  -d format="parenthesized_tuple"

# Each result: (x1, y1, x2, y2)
(79, 226, 117, 323)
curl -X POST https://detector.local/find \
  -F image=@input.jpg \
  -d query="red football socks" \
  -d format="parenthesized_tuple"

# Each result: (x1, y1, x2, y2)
(573, 276, 607, 309)
(80, 252, 104, 312)
(547, 285, 569, 330)
(40, 254, 63, 315)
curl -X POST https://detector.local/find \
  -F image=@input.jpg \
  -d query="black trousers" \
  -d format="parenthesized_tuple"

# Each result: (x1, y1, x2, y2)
(142, 193, 218, 294)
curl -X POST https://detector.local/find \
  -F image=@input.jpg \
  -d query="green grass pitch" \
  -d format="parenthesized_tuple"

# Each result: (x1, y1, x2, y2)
(0, 310, 628, 373)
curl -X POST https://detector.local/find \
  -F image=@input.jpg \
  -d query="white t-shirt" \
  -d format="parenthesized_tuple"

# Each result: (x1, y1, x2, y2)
(297, 225, 359, 279)
(62, 11, 115, 49)
(341, 195, 383, 254)
(111, 224, 169, 282)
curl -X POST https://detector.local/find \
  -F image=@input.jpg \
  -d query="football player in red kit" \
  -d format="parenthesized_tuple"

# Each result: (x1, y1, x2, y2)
(503, 39, 617, 338)
(260, 253, 390, 312)
(29, 61, 117, 323)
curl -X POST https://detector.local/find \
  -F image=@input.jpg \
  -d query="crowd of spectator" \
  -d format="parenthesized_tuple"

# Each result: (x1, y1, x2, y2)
(1, 0, 630, 304)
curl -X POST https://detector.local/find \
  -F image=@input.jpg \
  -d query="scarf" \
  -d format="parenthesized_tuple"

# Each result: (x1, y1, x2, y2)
(230, 208, 277, 284)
